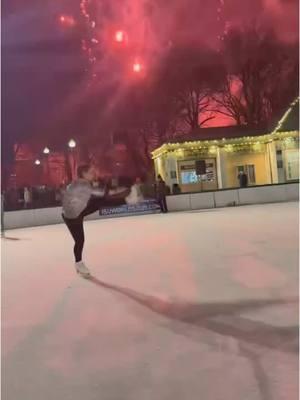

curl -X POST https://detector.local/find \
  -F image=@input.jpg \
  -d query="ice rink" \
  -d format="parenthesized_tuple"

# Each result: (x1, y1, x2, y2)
(1, 202, 299, 400)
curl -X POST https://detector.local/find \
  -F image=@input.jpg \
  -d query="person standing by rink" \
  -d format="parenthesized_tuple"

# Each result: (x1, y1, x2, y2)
(156, 175, 168, 213)
(62, 164, 131, 277)
(238, 170, 248, 188)
(24, 187, 32, 209)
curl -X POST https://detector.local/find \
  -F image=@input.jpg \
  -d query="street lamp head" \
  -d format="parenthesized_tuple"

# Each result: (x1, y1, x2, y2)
(35, 159, 41, 165)
(43, 147, 50, 155)
(68, 139, 76, 149)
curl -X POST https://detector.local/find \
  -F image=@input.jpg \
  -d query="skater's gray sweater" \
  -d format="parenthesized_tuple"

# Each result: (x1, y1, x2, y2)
(62, 179, 105, 219)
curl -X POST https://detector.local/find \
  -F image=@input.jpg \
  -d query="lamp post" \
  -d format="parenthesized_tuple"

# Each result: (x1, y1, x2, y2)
(34, 159, 42, 186)
(43, 147, 51, 184)
(68, 139, 77, 180)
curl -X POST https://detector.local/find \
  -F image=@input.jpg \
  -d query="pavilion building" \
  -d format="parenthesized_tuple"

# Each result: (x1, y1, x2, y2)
(152, 99, 299, 193)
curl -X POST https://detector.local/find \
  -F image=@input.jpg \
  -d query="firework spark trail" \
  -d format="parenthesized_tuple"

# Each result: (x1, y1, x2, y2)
(2, 0, 297, 142)
(75, 0, 228, 116)
(78, 1, 226, 67)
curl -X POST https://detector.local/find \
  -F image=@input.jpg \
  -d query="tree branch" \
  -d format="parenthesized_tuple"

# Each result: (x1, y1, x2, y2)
(200, 116, 215, 126)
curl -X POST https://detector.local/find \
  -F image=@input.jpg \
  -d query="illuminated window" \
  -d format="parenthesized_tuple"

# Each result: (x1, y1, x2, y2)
(180, 159, 216, 185)
(285, 150, 299, 180)
(247, 165, 256, 184)
(181, 171, 199, 184)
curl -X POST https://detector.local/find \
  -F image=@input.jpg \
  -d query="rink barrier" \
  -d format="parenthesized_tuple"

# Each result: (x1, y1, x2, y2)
(3, 182, 299, 230)
(3, 205, 160, 230)
(166, 182, 299, 212)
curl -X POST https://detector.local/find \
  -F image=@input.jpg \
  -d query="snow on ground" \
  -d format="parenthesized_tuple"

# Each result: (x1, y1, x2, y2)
(1, 202, 299, 400)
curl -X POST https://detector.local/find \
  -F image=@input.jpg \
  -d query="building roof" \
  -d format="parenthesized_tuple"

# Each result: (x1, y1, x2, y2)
(167, 125, 269, 144)
(274, 97, 299, 133)
(162, 98, 299, 145)
(152, 98, 299, 159)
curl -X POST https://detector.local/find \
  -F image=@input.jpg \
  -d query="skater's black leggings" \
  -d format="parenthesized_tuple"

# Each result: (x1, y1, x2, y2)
(63, 215, 85, 263)
(63, 196, 127, 263)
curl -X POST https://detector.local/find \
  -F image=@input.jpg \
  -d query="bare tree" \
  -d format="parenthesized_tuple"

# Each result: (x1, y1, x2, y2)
(211, 75, 247, 125)
(113, 83, 178, 175)
(266, 42, 299, 120)
(159, 46, 224, 132)
(214, 27, 299, 126)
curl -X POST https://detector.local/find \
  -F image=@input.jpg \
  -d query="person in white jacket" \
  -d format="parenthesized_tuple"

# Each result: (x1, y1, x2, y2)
(24, 187, 32, 209)
(125, 177, 144, 205)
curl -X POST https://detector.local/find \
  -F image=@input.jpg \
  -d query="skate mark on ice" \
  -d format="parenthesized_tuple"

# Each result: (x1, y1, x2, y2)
(185, 209, 220, 214)
(1, 235, 23, 241)
(239, 344, 273, 400)
(88, 276, 298, 354)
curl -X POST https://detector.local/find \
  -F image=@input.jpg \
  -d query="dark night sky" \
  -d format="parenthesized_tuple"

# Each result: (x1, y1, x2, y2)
(2, 1, 84, 156)
(1, 0, 299, 163)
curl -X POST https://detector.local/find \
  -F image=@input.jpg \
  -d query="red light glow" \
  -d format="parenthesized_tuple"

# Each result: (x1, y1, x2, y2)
(59, 15, 75, 27)
(133, 62, 142, 73)
(115, 30, 125, 43)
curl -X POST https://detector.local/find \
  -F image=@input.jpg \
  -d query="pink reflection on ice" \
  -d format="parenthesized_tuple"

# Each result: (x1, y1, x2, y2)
(231, 256, 286, 289)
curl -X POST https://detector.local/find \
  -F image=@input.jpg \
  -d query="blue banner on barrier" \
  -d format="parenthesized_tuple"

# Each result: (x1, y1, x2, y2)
(100, 199, 160, 216)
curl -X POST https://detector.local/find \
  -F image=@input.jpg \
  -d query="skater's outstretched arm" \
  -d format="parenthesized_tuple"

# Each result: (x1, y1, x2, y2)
(101, 187, 131, 207)
(107, 187, 130, 198)
(91, 188, 106, 197)
(91, 185, 129, 197)
(82, 187, 130, 215)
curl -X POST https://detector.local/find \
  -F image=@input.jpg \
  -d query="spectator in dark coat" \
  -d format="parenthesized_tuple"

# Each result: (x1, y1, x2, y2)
(238, 171, 248, 188)
(172, 183, 181, 195)
(156, 175, 168, 213)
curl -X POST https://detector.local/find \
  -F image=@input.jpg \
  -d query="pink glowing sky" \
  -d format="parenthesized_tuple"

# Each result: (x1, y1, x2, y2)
(1, 0, 299, 150)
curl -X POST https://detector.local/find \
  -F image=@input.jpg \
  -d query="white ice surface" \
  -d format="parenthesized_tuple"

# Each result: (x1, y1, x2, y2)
(1, 202, 299, 400)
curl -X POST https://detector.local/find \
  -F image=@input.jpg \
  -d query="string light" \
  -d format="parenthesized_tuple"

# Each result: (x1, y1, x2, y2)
(152, 130, 298, 159)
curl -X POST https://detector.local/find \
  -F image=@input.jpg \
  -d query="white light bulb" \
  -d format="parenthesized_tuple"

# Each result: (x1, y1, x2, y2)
(68, 139, 76, 148)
